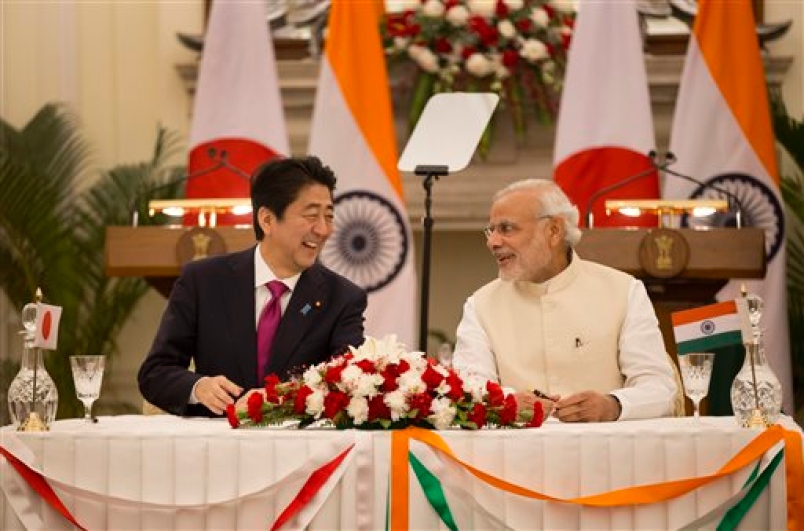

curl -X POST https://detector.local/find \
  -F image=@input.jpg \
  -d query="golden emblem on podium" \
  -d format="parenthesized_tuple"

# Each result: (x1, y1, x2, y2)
(177, 227, 227, 265)
(639, 228, 689, 278)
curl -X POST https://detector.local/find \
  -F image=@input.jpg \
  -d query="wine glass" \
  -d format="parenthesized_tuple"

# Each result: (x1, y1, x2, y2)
(678, 352, 715, 421)
(70, 355, 105, 422)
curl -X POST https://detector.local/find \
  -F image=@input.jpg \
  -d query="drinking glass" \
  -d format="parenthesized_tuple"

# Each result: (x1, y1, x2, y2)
(70, 355, 105, 422)
(678, 352, 714, 421)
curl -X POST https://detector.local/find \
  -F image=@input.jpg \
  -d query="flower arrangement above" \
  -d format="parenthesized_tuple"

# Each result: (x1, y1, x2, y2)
(383, 0, 575, 147)
(226, 336, 544, 430)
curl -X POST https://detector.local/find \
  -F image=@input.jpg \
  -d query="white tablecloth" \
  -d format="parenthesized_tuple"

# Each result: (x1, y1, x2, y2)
(1, 415, 800, 530)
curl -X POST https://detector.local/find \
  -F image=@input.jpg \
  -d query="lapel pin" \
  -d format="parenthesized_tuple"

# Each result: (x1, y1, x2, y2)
(300, 303, 311, 315)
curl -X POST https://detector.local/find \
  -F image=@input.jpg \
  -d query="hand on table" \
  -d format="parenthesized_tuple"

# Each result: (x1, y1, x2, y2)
(194, 376, 242, 415)
(554, 391, 621, 422)
(514, 390, 559, 418)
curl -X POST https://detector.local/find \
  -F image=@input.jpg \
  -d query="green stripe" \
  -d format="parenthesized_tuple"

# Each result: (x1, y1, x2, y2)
(677, 331, 743, 354)
(409, 452, 458, 531)
(716, 450, 784, 530)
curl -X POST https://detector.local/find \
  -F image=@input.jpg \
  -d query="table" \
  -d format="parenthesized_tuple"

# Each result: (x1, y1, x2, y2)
(1, 415, 801, 530)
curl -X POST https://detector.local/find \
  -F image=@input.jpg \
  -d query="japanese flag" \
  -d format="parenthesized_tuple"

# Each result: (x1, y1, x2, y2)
(34, 303, 62, 350)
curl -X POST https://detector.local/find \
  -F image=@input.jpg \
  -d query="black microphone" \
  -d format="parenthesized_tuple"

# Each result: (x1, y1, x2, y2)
(661, 152, 745, 229)
(584, 150, 667, 228)
(129, 148, 251, 226)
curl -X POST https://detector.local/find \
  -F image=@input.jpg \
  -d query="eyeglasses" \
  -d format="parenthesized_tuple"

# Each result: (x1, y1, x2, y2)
(483, 215, 552, 239)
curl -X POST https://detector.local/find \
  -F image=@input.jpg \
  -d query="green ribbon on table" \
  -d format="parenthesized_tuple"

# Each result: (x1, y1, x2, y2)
(409, 452, 458, 531)
(716, 449, 784, 531)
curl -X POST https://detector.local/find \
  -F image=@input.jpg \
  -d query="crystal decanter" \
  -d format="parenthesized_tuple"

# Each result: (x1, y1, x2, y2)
(730, 293, 783, 428)
(6, 300, 58, 430)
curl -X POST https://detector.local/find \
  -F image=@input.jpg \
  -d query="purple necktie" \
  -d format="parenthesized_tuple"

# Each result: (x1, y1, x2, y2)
(257, 280, 288, 381)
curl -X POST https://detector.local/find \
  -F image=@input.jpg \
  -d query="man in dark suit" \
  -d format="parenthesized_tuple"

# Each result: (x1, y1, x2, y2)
(138, 156, 367, 417)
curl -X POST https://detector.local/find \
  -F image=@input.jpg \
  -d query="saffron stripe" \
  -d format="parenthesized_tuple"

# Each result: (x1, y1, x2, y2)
(671, 300, 738, 326)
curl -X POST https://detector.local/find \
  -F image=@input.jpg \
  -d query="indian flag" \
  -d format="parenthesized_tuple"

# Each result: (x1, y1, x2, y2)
(672, 300, 751, 355)
(309, 0, 417, 348)
(664, 0, 793, 411)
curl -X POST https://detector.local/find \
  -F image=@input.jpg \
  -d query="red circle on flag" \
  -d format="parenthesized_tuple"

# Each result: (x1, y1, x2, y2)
(42, 311, 52, 340)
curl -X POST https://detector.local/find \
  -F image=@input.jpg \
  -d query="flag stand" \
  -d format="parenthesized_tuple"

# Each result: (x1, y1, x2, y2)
(397, 93, 499, 353)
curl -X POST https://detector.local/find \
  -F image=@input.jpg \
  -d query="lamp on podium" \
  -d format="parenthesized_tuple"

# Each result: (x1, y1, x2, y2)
(397, 92, 498, 352)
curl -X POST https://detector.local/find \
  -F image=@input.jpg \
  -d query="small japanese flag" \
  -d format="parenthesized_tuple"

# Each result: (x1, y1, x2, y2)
(34, 303, 62, 350)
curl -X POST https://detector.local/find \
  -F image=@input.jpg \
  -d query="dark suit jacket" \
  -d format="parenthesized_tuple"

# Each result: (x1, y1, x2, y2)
(137, 247, 367, 416)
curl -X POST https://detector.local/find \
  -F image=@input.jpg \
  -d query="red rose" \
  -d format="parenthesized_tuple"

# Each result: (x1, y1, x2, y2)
(561, 32, 572, 51)
(434, 37, 453, 54)
(495, 0, 509, 19)
(501, 49, 519, 68)
(325, 364, 346, 384)
(445, 372, 464, 400)
(225, 404, 240, 428)
(527, 401, 545, 428)
(381, 365, 400, 392)
(294, 385, 313, 414)
(444, 0, 459, 9)
(486, 380, 505, 407)
(461, 46, 477, 60)
(247, 392, 264, 423)
(542, 4, 555, 19)
(500, 394, 518, 425)
(515, 17, 533, 33)
(409, 392, 433, 419)
(368, 395, 391, 421)
(356, 359, 377, 374)
(323, 390, 350, 419)
(263, 374, 280, 388)
(398, 359, 410, 373)
(421, 364, 445, 390)
(468, 403, 487, 428)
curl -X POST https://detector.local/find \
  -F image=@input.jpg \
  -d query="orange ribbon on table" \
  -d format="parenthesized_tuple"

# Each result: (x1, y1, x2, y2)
(390, 425, 803, 531)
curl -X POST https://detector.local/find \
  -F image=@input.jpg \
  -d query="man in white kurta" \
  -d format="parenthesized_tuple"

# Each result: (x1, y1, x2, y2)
(453, 180, 679, 421)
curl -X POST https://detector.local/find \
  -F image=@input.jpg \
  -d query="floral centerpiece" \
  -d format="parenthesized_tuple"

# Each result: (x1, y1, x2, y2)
(227, 336, 544, 430)
(382, 0, 575, 144)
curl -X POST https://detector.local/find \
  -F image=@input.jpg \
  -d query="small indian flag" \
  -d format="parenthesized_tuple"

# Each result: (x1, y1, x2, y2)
(671, 300, 751, 355)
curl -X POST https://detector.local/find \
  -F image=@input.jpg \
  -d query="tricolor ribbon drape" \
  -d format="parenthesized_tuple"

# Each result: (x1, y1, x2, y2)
(390, 426, 803, 530)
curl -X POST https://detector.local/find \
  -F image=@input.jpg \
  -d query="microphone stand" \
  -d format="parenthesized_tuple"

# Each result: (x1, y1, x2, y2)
(415, 164, 449, 352)
(130, 148, 251, 226)
(661, 152, 744, 229)
(585, 151, 665, 228)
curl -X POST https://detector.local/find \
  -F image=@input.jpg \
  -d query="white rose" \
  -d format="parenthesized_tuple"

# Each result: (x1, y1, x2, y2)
(531, 7, 549, 28)
(465, 53, 494, 77)
(466, 0, 495, 18)
(393, 36, 410, 51)
(428, 397, 457, 430)
(397, 370, 427, 394)
(347, 396, 369, 425)
(354, 372, 383, 398)
(446, 5, 470, 26)
(498, 19, 516, 39)
(520, 39, 548, 62)
(306, 390, 325, 418)
(384, 390, 410, 421)
(303, 366, 323, 386)
(422, 0, 445, 18)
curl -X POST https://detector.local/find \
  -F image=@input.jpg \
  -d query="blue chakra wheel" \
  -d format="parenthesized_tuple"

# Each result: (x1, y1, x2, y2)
(320, 190, 409, 293)
(684, 173, 785, 262)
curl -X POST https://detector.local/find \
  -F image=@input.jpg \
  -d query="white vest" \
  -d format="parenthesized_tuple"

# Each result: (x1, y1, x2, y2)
(473, 255, 631, 395)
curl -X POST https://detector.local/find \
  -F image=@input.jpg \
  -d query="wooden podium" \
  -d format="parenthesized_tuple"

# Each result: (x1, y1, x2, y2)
(576, 227, 766, 357)
(105, 225, 766, 355)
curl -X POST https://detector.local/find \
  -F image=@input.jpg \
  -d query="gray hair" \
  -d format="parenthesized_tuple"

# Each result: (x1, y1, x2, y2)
(493, 179, 583, 246)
